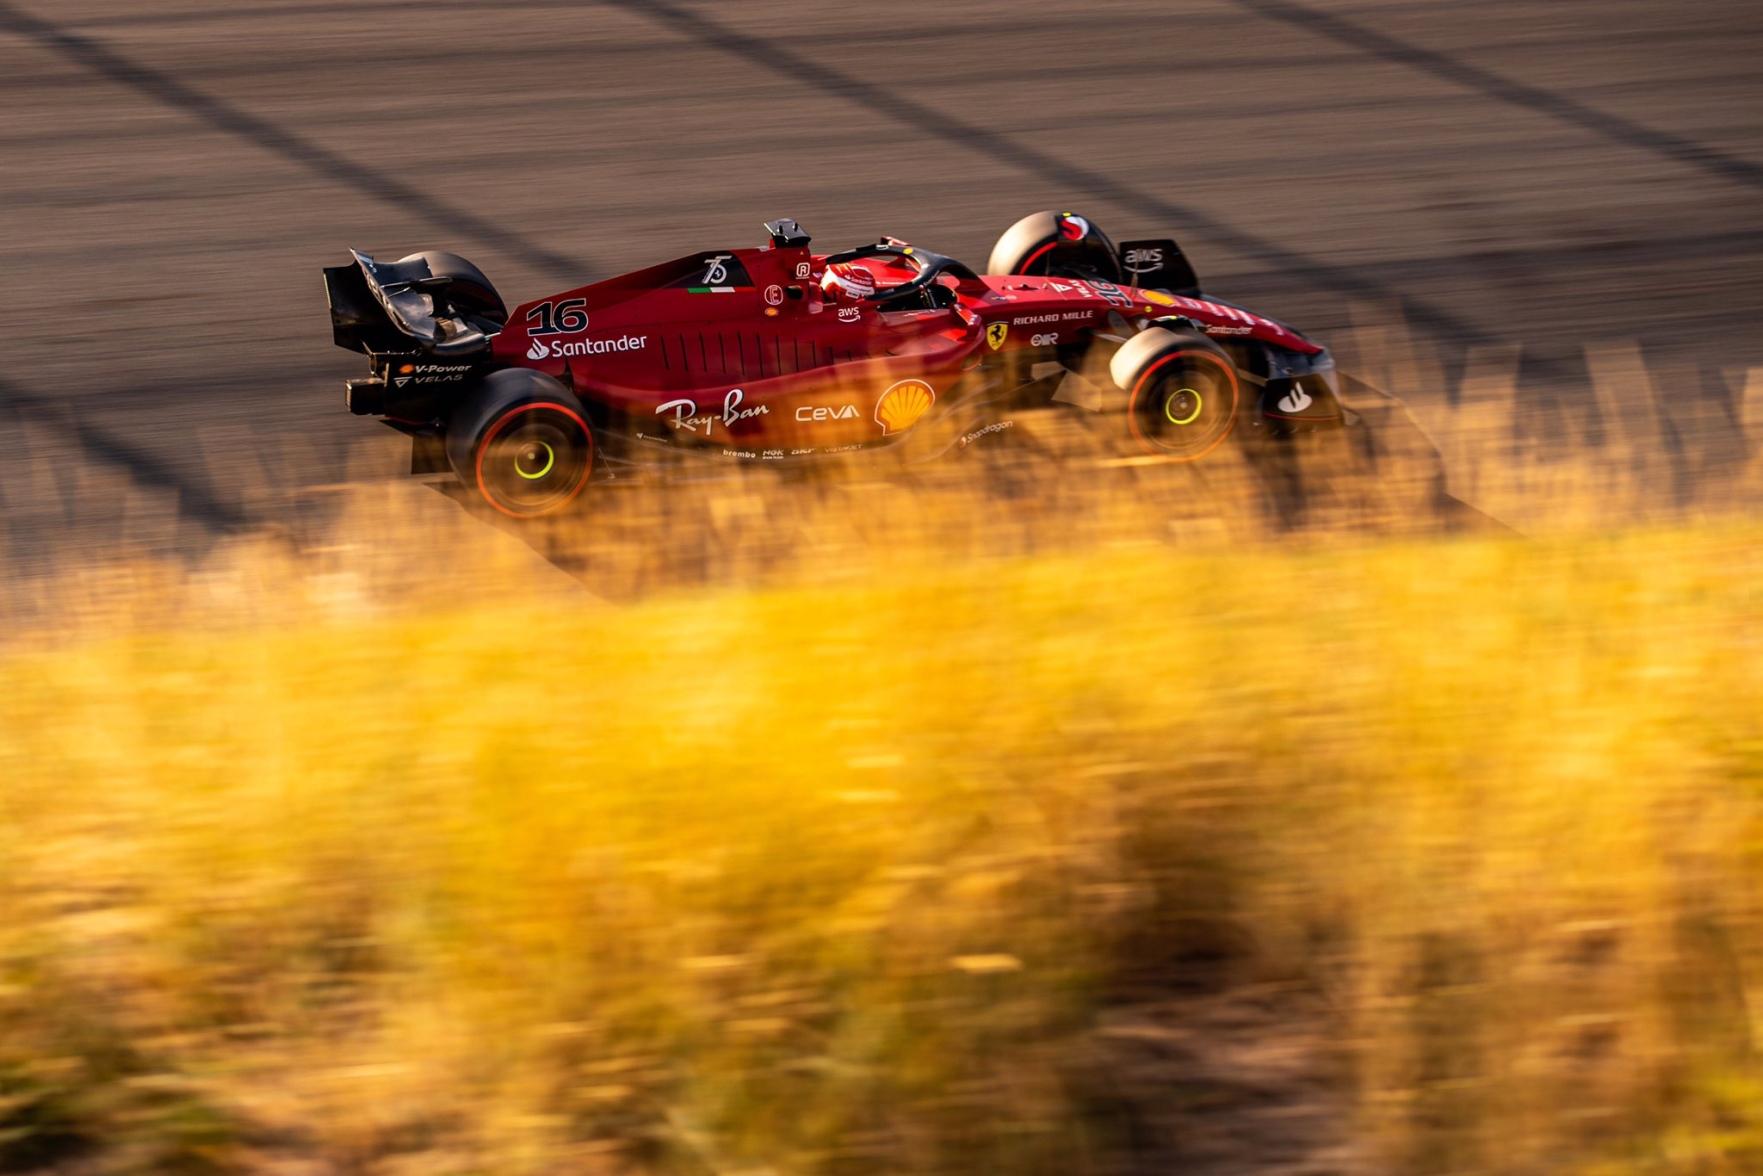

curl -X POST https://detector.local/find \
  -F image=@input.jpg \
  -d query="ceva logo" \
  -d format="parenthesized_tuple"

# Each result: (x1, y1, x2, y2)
(526, 339, 551, 361)
(796, 404, 858, 423)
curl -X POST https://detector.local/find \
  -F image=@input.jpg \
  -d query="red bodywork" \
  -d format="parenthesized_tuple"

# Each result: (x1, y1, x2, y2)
(489, 242, 1317, 457)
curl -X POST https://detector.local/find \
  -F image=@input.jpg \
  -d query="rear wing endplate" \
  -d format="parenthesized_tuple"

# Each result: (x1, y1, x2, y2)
(1118, 239, 1200, 298)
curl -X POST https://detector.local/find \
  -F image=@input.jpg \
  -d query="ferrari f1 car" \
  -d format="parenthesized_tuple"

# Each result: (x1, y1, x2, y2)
(324, 212, 1348, 517)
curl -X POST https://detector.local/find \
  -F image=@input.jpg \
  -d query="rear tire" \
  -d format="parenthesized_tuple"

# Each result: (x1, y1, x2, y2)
(446, 370, 593, 518)
(987, 210, 1123, 282)
(1109, 327, 1241, 460)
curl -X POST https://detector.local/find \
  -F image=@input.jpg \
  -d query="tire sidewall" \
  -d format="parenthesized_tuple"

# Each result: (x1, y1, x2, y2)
(446, 370, 594, 518)
(988, 210, 1123, 281)
(1112, 328, 1242, 460)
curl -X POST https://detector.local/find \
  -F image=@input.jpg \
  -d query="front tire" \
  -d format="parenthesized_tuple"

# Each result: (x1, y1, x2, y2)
(446, 370, 594, 518)
(1109, 327, 1241, 460)
(987, 210, 1123, 282)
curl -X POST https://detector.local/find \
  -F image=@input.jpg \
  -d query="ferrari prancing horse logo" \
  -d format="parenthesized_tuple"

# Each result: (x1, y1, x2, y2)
(986, 322, 1009, 351)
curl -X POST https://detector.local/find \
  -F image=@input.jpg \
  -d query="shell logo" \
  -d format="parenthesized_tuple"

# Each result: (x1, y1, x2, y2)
(875, 379, 936, 435)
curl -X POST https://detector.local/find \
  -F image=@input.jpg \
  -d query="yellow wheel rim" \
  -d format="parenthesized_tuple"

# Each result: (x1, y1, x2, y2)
(515, 442, 555, 481)
(1164, 388, 1203, 427)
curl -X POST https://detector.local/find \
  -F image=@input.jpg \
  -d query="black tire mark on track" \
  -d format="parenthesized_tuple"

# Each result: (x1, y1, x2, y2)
(59, 0, 578, 27)
(0, 2, 588, 283)
(58, 0, 1094, 47)
(1231, 0, 1763, 193)
(0, 377, 253, 535)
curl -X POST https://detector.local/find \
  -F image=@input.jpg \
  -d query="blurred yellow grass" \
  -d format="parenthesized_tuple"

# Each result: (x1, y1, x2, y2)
(3, 518, 1763, 1172)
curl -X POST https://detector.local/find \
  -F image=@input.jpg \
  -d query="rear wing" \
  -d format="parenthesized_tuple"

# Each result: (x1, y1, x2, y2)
(323, 250, 489, 357)
(1118, 239, 1201, 298)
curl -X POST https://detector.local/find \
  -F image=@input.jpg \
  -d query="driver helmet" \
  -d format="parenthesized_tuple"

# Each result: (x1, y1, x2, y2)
(820, 261, 876, 305)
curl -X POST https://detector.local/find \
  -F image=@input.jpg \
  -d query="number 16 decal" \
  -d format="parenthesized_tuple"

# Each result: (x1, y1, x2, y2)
(525, 298, 589, 336)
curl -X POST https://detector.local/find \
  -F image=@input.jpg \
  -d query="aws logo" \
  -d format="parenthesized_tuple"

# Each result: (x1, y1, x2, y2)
(1124, 246, 1164, 274)
(986, 322, 1009, 350)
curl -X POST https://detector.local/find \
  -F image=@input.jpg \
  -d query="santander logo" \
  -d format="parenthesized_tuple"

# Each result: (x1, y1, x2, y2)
(525, 335, 647, 362)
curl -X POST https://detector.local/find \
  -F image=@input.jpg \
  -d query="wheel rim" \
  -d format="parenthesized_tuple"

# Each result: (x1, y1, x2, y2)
(514, 441, 555, 481)
(476, 404, 592, 517)
(1163, 387, 1204, 427)
(1130, 352, 1239, 459)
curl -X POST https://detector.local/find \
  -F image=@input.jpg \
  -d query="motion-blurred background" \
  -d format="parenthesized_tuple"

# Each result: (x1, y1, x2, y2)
(3, 2, 1763, 1173)
(3, 0, 1761, 565)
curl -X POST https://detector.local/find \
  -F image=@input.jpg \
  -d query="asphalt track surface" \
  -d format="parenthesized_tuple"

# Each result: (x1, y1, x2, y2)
(2, 0, 1761, 572)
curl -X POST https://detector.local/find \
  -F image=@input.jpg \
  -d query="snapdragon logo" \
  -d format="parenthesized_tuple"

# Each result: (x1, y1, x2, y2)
(527, 335, 647, 362)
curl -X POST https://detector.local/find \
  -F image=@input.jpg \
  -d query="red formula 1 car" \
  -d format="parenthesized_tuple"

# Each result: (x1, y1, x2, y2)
(324, 213, 1348, 517)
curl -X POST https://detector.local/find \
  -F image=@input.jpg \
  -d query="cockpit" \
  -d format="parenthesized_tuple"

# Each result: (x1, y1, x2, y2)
(766, 218, 978, 313)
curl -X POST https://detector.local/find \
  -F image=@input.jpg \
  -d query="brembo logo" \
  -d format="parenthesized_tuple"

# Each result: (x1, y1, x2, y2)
(526, 335, 647, 361)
